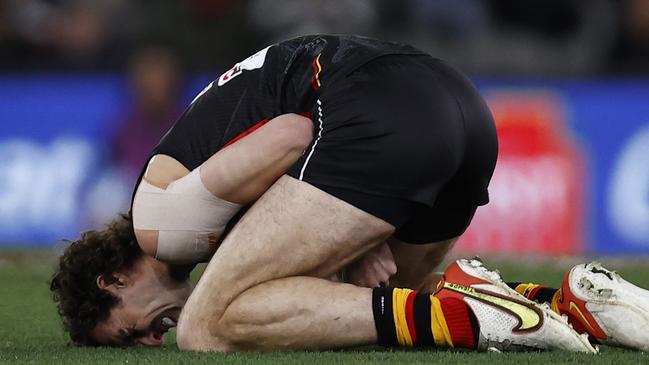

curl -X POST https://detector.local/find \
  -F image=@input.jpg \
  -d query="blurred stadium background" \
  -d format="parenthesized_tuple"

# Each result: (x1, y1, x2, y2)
(1, 0, 649, 257)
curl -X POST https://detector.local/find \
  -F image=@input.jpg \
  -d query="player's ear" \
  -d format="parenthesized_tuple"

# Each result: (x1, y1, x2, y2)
(96, 272, 131, 292)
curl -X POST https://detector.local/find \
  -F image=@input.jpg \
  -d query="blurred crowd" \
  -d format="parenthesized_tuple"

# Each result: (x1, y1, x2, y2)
(2, 0, 649, 76)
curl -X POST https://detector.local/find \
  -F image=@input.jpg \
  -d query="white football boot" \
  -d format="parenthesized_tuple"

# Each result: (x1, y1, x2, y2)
(434, 258, 597, 353)
(556, 262, 649, 351)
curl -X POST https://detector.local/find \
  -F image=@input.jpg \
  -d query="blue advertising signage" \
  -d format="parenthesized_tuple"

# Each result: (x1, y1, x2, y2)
(0, 75, 210, 244)
(559, 81, 649, 254)
(0, 75, 121, 243)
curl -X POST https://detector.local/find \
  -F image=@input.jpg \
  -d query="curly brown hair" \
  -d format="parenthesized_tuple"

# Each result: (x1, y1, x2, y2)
(50, 213, 143, 346)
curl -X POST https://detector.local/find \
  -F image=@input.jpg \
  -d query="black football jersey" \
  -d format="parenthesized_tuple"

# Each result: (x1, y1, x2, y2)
(130, 34, 498, 245)
(146, 34, 425, 172)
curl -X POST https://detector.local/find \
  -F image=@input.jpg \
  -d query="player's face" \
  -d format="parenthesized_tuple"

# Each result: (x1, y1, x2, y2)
(91, 256, 193, 346)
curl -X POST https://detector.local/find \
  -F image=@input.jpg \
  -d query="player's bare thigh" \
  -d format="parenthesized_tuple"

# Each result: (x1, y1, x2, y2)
(177, 175, 395, 350)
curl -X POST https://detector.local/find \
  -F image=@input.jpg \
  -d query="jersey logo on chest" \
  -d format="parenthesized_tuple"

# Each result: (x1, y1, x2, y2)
(217, 45, 271, 86)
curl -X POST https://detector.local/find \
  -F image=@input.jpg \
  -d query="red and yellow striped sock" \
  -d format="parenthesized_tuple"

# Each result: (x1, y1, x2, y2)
(372, 287, 478, 349)
(509, 282, 559, 305)
(513, 282, 545, 301)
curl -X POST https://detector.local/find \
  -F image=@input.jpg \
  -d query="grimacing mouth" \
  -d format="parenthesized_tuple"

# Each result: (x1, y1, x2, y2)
(107, 307, 181, 347)
(152, 309, 179, 334)
(143, 307, 181, 344)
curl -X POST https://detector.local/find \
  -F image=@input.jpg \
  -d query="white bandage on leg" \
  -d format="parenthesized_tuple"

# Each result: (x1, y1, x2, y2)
(132, 168, 241, 264)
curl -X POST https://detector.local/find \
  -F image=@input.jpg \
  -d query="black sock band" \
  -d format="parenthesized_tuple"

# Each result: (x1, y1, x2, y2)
(534, 287, 558, 304)
(412, 293, 433, 347)
(372, 287, 397, 347)
(506, 282, 558, 304)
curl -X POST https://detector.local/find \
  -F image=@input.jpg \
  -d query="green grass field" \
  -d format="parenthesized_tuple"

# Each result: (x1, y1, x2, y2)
(2, 250, 649, 364)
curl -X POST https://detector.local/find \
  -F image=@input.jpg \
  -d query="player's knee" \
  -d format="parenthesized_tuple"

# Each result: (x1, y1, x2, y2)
(273, 113, 314, 152)
(208, 313, 260, 351)
(175, 324, 197, 351)
(176, 317, 235, 353)
(183, 299, 267, 352)
(175, 317, 197, 351)
(177, 299, 247, 352)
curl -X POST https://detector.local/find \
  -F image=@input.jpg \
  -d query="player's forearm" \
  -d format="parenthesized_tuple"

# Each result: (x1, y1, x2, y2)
(199, 113, 313, 204)
(134, 114, 313, 264)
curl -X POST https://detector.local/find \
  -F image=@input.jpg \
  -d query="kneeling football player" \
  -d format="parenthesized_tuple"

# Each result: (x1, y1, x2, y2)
(51, 34, 648, 353)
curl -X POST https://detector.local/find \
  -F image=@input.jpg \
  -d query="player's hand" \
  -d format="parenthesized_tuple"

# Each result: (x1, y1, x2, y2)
(345, 242, 397, 288)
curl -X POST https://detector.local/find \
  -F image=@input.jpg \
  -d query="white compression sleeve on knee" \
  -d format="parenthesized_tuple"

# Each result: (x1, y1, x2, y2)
(132, 168, 241, 263)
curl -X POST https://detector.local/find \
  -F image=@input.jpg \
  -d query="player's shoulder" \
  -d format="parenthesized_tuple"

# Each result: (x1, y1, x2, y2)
(276, 34, 422, 55)
(274, 34, 427, 75)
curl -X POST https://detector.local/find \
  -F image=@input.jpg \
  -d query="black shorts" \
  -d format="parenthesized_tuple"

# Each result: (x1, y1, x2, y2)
(287, 55, 498, 243)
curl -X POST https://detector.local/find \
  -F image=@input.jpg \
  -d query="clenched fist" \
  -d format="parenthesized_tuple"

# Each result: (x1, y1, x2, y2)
(345, 242, 397, 288)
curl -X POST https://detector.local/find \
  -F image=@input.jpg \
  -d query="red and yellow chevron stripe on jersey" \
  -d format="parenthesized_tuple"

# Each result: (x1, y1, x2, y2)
(311, 54, 323, 90)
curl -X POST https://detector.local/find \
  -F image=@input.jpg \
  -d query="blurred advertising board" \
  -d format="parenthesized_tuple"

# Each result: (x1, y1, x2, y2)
(458, 92, 585, 254)
(0, 76, 648, 255)
(459, 80, 649, 255)
(0, 75, 210, 245)
(0, 75, 122, 244)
